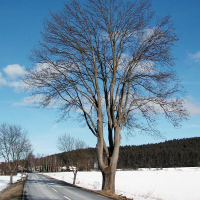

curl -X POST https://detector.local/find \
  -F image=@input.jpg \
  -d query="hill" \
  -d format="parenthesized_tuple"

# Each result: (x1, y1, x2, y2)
(118, 137, 200, 168)
(22, 137, 200, 173)
(58, 137, 200, 170)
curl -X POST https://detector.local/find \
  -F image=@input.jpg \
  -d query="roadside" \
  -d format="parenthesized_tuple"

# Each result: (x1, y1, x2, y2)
(0, 177, 26, 200)
(0, 174, 131, 200)
(43, 174, 132, 200)
(96, 190, 133, 200)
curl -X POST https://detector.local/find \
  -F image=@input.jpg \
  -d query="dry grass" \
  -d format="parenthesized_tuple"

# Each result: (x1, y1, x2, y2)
(96, 190, 133, 200)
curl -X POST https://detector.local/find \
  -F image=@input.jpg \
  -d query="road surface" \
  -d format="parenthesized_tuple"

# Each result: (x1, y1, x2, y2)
(23, 173, 113, 200)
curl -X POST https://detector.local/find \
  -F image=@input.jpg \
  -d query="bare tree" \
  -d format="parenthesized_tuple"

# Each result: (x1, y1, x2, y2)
(23, 0, 188, 193)
(19, 142, 33, 178)
(27, 152, 36, 172)
(0, 123, 31, 183)
(57, 133, 87, 184)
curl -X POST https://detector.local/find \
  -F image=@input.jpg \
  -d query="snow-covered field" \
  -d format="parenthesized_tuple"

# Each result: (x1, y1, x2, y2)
(44, 167, 200, 200)
(0, 173, 22, 192)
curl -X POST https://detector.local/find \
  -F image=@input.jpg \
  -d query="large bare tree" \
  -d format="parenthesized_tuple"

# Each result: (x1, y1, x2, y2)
(0, 123, 31, 183)
(23, 0, 188, 193)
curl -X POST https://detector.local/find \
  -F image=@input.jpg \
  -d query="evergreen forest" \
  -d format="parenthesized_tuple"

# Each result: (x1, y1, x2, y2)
(117, 137, 200, 169)
(59, 137, 200, 170)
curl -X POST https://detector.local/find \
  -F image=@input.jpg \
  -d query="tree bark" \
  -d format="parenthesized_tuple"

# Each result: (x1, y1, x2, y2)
(21, 167, 24, 179)
(73, 169, 77, 185)
(102, 166, 115, 192)
(10, 171, 13, 184)
(101, 127, 121, 193)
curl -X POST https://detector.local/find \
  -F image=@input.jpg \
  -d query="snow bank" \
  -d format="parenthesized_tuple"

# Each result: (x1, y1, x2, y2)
(44, 167, 200, 200)
(0, 173, 23, 192)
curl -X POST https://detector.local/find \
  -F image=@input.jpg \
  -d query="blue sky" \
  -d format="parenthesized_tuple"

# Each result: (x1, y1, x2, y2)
(0, 0, 200, 157)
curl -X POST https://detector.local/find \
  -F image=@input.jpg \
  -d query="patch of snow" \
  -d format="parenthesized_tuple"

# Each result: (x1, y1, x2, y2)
(44, 167, 200, 200)
(0, 173, 23, 192)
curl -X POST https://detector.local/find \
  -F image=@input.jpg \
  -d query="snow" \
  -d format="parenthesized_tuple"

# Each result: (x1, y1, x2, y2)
(0, 173, 23, 192)
(43, 167, 200, 200)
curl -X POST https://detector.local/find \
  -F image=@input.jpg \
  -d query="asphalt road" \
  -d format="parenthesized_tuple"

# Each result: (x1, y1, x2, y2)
(23, 173, 113, 200)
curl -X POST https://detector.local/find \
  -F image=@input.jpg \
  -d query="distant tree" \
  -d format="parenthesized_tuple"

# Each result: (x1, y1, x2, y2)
(44, 156, 53, 172)
(57, 133, 87, 185)
(0, 162, 8, 175)
(0, 123, 31, 183)
(27, 152, 36, 172)
(23, 0, 188, 193)
(18, 140, 33, 178)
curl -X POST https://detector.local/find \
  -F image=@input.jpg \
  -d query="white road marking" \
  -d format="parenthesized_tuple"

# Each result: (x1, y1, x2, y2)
(52, 188, 57, 192)
(64, 196, 71, 200)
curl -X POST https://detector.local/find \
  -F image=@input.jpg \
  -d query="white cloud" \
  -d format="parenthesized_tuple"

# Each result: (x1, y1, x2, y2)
(142, 28, 156, 41)
(128, 96, 200, 117)
(0, 64, 27, 91)
(3, 64, 26, 79)
(13, 94, 60, 108)
(135, 61, 156, 74)
(188, 51, 200, 63)
(35, 63, 50, 72)
(7, 80, 27, 92)
(184, 97, 200, 116)
(35, 62, 70, 75)
(13, 94, 45, 107)
(0, 72, 7, 86)
(118, 53, 156, 75)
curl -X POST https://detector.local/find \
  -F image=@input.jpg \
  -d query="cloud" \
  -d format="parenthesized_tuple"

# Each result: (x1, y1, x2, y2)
(35, 63, 50, 72)
(3, 64, 26, 79)
(13, 94, 45, 107)
(188, 51, 200, 63)
(0, 72, 7, 86)
(142, 28, 156, 41)
(125, 96, 200, 117)
(7, 80, 27, 90)
(184, 97, 200, 116)
(0, 64, 27, 90)
(13, 94, 60, 108)
(150, 97, 200, 117)
(119, 53, 156, 75)
(135, 61, 156, 74)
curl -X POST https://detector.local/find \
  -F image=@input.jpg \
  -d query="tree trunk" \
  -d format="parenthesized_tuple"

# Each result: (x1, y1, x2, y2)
(73, 169, 77, 185)
(10, 171, 13, 184)
(100, 127, 121, 193)
(102, 166, 116, 192)
(21, 167, 24, 179)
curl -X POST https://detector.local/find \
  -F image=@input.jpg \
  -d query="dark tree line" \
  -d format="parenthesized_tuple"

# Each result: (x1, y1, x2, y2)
(117, 137, 200, 169)
(20, 149, 98, 174)
(25, 137, 200, 172)
(2, 137, 198, 177)
(57, 148, 97, 171)
(62, 137, 200, 169)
